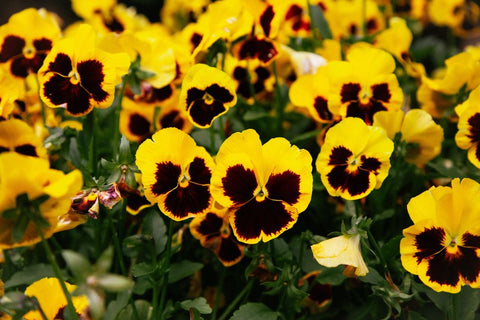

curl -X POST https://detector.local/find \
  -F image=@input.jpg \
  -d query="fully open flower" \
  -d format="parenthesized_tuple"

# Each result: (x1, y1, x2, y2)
(211, 129, 313, 244)
(373, 109, 444, 166)
(0, 8, 61, 79)
(455, 86, 480, 168)
(400, 178, 480, 293)
(179, 64, 237, 128)
(38, 24, 130, 116)
(189, 203, 245, 266)
(23, 277, 89, 320)
(316, 117, 394, 200)
(0, 153, 85, 249)
(311, 233, 369, 276)
(327, 45, 403, 125)
(136, 127, 215, 220)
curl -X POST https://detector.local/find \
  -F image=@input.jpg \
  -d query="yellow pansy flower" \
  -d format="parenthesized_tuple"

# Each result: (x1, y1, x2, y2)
(455, 86, 480, 168)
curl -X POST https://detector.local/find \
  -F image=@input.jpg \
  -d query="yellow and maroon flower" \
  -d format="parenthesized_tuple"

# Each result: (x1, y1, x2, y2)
(0, 153, 85, 249)
(455, 86, 480, 168)
(373, 109, 444, 167)
(136, 127, 215, 220)
(298, 271, 332, 314)
(427, 0, 465, 29)
(316, 117, 393, 200)
(24, 277, 89, 320)
(38, 24, 130, 116)
(211, 129, 313, 244)
(0, 8, 61, 79)
(180, 64, 237, 128)
(189, 204, 245, 266)
(327, 45, 403, 125)
(400, 178, 480, 293)
(290, 66, 336, 124)
(0, 119, 47, 158)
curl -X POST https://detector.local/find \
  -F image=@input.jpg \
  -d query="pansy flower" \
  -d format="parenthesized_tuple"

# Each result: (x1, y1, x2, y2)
(179, 64, 237, 128)
(290, 66, 336, 124)
(0, 118, 46, 158)
(327, 45, 403, 125)
(316, 117, 393, 200)
(38, 24, 130, 116)
(311, 233, 369, 276)
(0, 66, 23, 118)
(0, 153, 85, 249)
(400, 178, 480, 293)
(224, 55, 274, 102)
(422, 46, 480, 95)
(23, 277, 89, 320)
(211, 129, 313, 244)
(373, 109, 444, 167)
(455, 86, 480, 168)
(0, 8, 61, 79)
(427, 0, 465, 29)
(393, 0, 426, 19)
(136, 127, 215, 221)
(189, 204, 245, 266)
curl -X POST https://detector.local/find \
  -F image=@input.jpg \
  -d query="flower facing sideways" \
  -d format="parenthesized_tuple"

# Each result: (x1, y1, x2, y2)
(311, 233, 369, 277)
(400, 178, 480, 293)
(316, 117, 394, 200)
(455, 86, 480, 168)
(135, 127, 215, 221)
(211, 129, 313, 244)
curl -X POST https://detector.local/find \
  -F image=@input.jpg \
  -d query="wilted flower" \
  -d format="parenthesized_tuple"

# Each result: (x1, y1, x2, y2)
(311, 233, 369, 276)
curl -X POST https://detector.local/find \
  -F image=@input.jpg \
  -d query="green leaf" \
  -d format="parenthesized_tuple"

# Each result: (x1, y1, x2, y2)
(96, 246, 114, 273)
(316, 266, 346, 285)
(179, 297, 212, 314)
(103, 291, 131, 320)
(4, 264, 56, 289)
(142, 210, 167, 254)
(135, 68, 156, 80)
(381, 235, 403, 261)
(12, 211, 29, 243)
(127, 73, 141, 96)
(360, 268, 386, 285)
(132, 262, 157, 277)
(117, 299, 152, 320)
(96, 274, 134, 292)
(309, 4, 332, 39)
(62, 250, 92, 279)
(243, 110, 271, 121)
(231, 303, 278, 320)
(168, 260, 203, 283)
(118, 135, 133, 163)
(425, 286, 479, 320)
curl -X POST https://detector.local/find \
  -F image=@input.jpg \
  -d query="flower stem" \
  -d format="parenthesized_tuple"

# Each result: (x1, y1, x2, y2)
(113, 77, 127, 154)
(38, 229, 78, 320)
(272, 61, 284, 136)
(211, 266, 227, 320)
(367, 229, 388, 274)
(86, 109, 97, 177)
(217, 278, 254, 320)
(158, 219, 175, 319)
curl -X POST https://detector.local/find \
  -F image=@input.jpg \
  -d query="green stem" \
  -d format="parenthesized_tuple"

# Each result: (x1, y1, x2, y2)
(211, 266, 227, 320)
(217, 278, 254, 320)
(272, 61, 284, 136)
(448, 293, 458, 320)
(38, 229, 78, 320)
(158, 219, 175, 319)
(113, 77, 127, 154)
(86, 110, 97, 177)
(110, 211, 126, 275)
(367, 229, 388, 273)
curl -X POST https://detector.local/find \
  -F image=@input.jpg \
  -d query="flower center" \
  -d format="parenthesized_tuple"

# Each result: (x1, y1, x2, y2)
(179, 173, 190, 187)
(69, 70, 80, 85)
(359, 91, 370, 104)
(23, 47, 35, 59)
(203, 92, 214, 104)
(254, 185, 268, 202)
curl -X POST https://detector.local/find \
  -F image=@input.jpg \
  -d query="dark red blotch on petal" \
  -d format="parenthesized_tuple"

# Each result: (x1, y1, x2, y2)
(0, 35, 25, 62)
(260, 5, 275, 37)
(129, 113, 151, 139)
(14, 144, 38, 157)
(186, 84, 233, 127)
(43, 74, 93, 115)
(151, 161, 181, 196)
(222, 164, 257, 206)
(196, 212, 223, 241)
(159, 110, 185, 129)
(217, 236, 243, 264)
(232, 198, 294, 241)
(77, 60, 108, 102)
(163, 183, 211, 218)
(314, 96, 332, 121)
(189, 157, 211, 185)
(265, 171, 301, 205)
(467, 113, 480, 143)
(238, 37, 278, 64)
